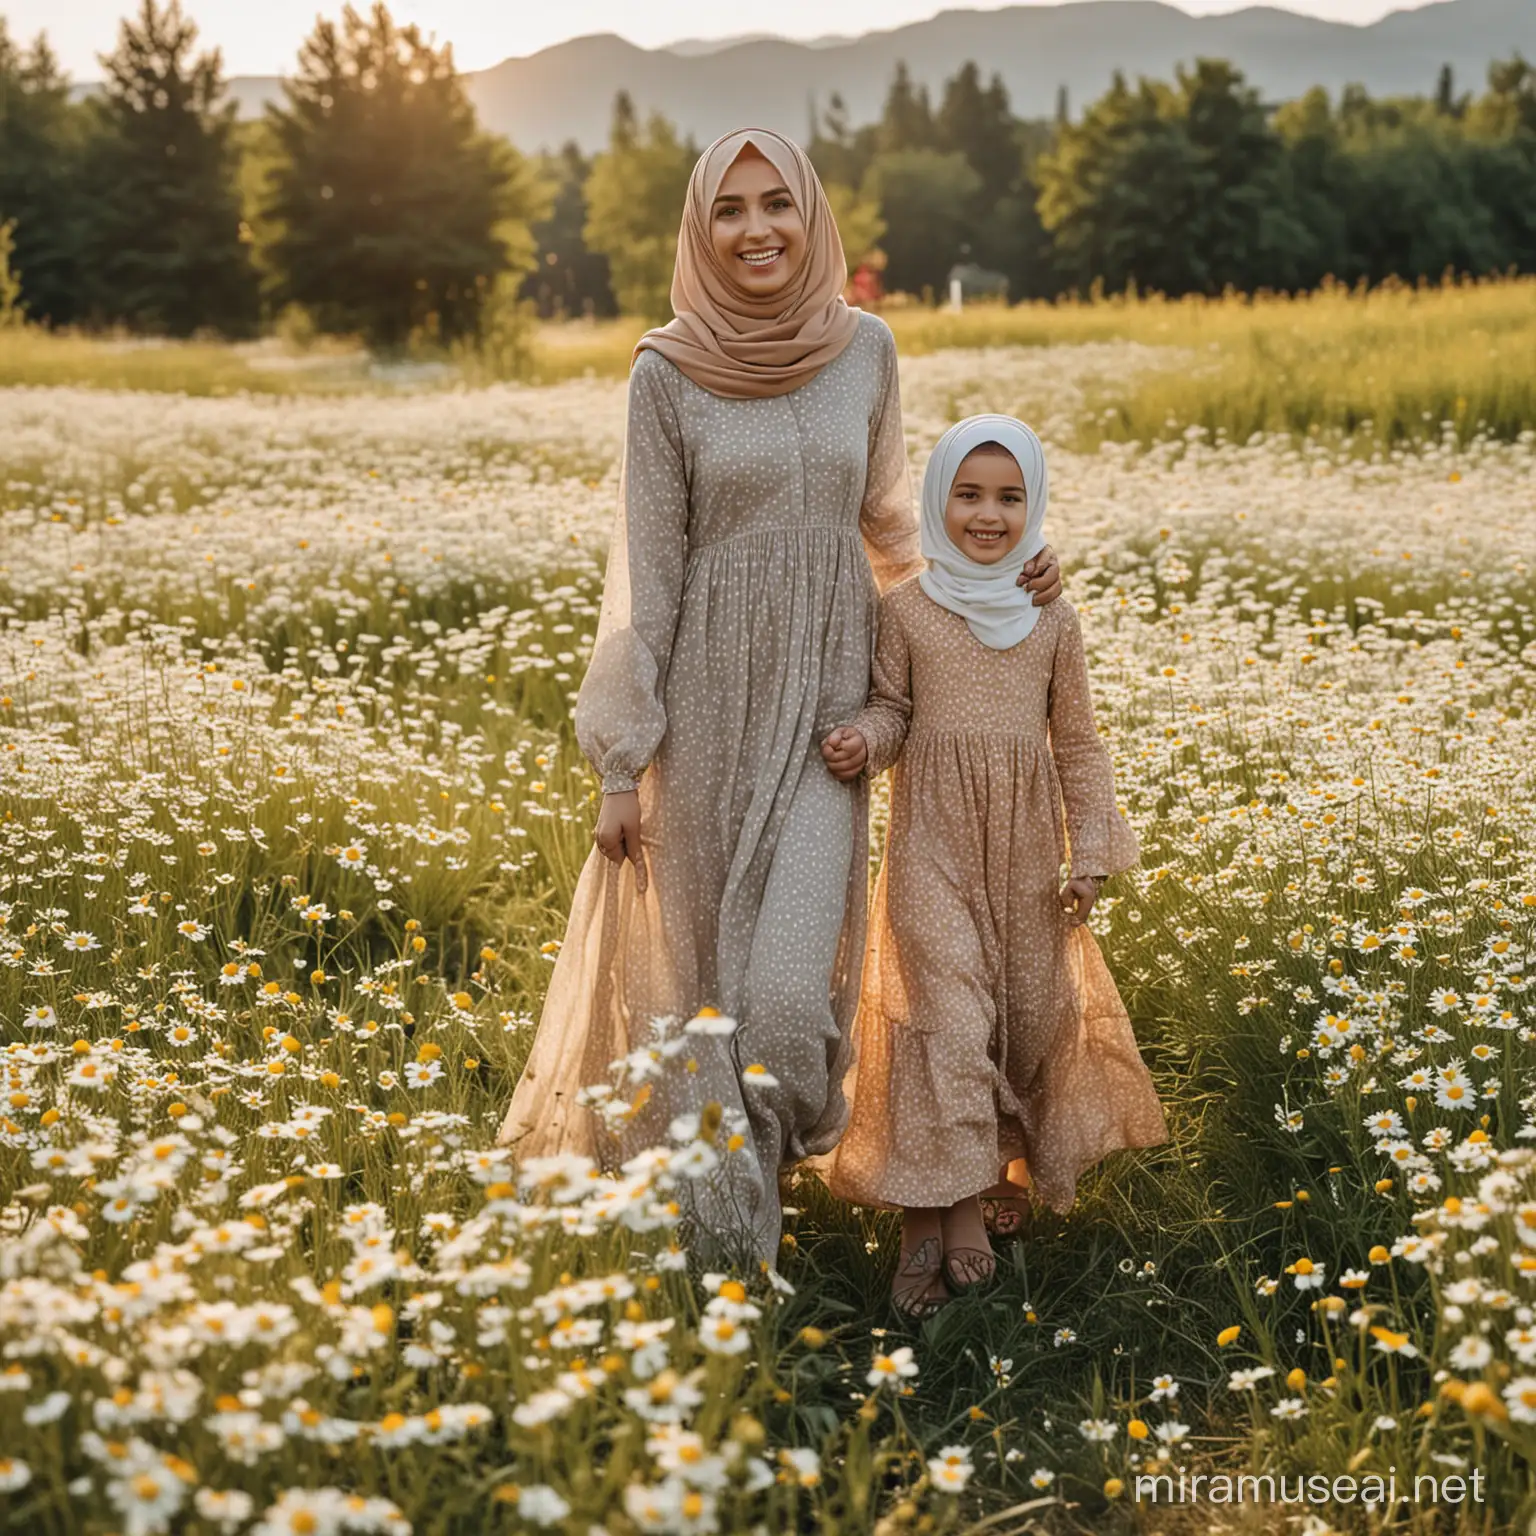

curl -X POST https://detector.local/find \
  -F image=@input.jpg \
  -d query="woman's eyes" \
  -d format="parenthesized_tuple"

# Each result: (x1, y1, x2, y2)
(715, 198, 794, 218)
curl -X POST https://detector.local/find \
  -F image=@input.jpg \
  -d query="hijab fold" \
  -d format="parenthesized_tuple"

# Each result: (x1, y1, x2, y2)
(918, 415, 1050, 650)
(633, 127, 859, 399)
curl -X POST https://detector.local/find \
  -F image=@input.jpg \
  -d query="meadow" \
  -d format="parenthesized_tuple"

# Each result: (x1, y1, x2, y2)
(5, 273, 1535, 454)
(1, 307, 1535, 1534)
(524, 274, 1536, 455)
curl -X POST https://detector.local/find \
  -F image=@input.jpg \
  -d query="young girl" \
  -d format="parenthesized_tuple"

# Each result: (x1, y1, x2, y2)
(818, 414, 1168, 1318)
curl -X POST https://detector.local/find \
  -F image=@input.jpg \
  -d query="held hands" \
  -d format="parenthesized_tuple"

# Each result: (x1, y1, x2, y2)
(594, 790, 648, 894)
(821, 726, 868, 782)
(1059, 875, 1104, 927)
(1019, 544, 1062, 607)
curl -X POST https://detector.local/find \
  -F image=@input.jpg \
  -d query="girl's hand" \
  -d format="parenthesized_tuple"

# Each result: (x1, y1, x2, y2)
(821, 726, 868, 782)
(1019, 543, 1062, 607)
(594, 790, 648, 894)
(1059, 875, 1101, 927)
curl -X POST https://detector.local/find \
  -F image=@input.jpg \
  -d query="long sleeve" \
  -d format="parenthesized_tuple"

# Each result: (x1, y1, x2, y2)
(849, 591, 913, 778)
(1048, 607, 1139, 879)
(573, 353, 689, 794)
(858, 318, 924, 594)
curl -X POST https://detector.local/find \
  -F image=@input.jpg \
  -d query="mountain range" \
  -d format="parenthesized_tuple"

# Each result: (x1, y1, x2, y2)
(70, 0, 1536, 154)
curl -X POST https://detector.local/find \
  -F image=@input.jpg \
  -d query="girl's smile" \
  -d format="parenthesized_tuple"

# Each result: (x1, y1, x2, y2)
(958, 523, 1007, 552)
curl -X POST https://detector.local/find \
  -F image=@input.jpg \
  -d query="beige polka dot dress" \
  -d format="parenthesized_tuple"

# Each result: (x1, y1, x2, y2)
(498, 312, 923, 1264)
(822, 579, 1168, 1213)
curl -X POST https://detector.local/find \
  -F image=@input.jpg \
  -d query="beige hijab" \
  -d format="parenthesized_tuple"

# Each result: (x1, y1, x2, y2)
(633, 127, 860, 399)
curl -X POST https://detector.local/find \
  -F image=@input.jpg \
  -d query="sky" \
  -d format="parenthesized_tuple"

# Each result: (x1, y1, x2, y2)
(5, 0, 1431, 80)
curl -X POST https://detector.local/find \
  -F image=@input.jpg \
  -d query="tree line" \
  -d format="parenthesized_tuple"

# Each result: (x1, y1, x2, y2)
(2, 0, 1535, 349)
(0, 0, 544, 346)
(534, 54, 1536, 320)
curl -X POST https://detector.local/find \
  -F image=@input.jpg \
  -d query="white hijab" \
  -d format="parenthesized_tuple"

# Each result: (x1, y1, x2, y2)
(917, 413, 1049, 650)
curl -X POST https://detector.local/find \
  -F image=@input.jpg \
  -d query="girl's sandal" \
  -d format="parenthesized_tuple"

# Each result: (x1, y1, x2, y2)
(943, 1247, 997, 1293)
(980, 1195, 1029, 1239)
(891, 1236, 949, 1322)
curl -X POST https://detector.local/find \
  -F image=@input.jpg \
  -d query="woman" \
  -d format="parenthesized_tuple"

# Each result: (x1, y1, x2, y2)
(498, 127, 1061, 1265)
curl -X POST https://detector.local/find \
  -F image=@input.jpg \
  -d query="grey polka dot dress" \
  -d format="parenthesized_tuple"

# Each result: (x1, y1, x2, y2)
(499, 312, 922, 1263)
(821, 581, 1169, 1212)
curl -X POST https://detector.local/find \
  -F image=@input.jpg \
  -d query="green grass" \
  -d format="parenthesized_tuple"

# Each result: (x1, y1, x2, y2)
(5, 275, 1534, 451)
(3, 318, 1535, 1533)
(1069, 276, 1536, 449)
(521, 275, 1536, 450)
(0, 327, 381, 395)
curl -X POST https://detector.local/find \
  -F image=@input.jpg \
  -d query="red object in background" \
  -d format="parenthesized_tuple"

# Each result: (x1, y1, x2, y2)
(847, 261, 885, 310)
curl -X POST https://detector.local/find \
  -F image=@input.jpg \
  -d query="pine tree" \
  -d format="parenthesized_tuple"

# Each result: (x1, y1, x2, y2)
(879, 62, 936, 153)
(82, 0, 257, 335)
(1175, 59, 1312, 292)
(987, 116, 1062, 302)
(809, 91, 867, 188)
(0, 23, 87, 325)
(1036, 75, 1198, 295)
(1272, 87, 1353, 285)
(583, 95, 696, 323)
(260, 2, 545, 349)
(610, 90, 639, 153)
(1038, 61, 1314, 296)
(936, 62, 1019, 209)
(521, 141, 616, 320)
(1435, 64, 1457, 117)
(824, 92, 850, 143)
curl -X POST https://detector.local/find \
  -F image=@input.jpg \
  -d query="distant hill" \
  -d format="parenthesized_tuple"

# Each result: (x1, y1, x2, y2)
(69, 0, 1536, 153)
(665, 33, 854, 56)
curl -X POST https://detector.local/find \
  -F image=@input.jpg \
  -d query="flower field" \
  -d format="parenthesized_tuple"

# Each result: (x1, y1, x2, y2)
(2, 338, 1535, 1534)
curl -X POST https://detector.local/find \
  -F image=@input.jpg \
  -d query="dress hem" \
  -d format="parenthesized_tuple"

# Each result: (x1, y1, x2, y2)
(819, 1123, 1168, 1214)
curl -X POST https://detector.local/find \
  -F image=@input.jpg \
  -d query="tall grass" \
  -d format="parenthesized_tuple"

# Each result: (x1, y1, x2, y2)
(4, 275, 1533, 449)
(1064, 275, 1536, 449)
(521, 275, 1536, 449)
(0, 329, 403, 395)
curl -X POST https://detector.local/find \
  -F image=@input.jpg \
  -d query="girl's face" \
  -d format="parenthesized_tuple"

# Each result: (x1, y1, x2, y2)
(943, 446, 1028, 564)
(710, 145, 807, 297)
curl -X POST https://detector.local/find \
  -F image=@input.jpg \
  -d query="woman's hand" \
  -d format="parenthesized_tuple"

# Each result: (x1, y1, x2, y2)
(821, 726, 868, 782)
(594, 790, 648, 894)
(1059, 875, 1102, 927)
(1018, 543, 1062, 607)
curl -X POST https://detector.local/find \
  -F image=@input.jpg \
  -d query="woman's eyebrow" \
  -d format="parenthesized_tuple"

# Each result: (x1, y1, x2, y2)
(951, 479, 1026, 491)
(713, 185, 793, 205)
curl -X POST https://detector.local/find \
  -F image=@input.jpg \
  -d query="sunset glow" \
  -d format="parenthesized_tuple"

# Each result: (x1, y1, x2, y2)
(6, 0, 1431, 81)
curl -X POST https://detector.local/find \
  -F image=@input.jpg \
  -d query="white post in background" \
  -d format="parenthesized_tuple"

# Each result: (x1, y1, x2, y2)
(948, 276, 962, 312)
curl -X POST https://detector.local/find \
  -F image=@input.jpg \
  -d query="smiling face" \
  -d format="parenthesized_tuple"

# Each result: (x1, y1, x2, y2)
(709, 144, 807, 297)
(942, 443, 1028, 564)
